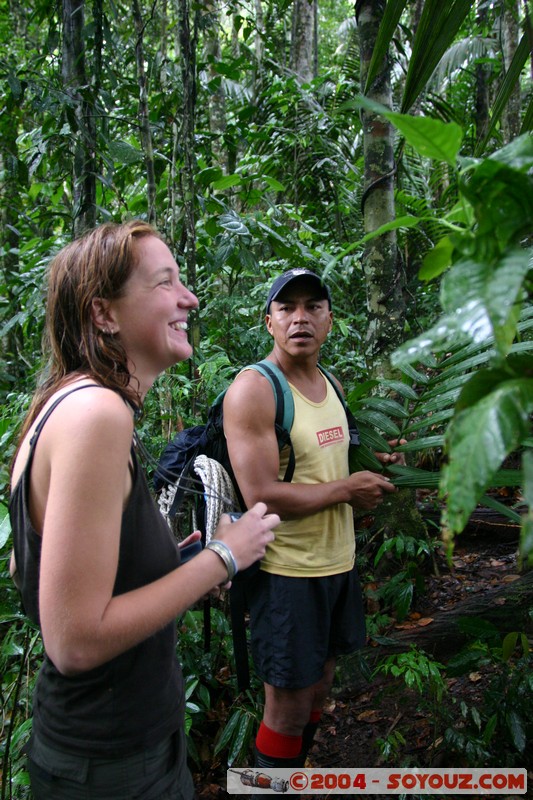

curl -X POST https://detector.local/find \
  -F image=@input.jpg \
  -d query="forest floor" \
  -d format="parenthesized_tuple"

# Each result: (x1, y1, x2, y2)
(194, 518, 532, 800)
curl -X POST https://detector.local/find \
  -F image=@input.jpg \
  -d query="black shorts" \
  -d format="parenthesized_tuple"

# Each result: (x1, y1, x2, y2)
(247, 565, 366, 690)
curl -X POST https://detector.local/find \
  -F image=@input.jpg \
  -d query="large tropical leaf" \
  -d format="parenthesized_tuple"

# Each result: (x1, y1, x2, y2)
(441, 379, 533, 534)
(363, 0, 408, 94)
(476, 31, 532, 154)
(393, 249, 533, 366)
(354, 96, 464, 166)
(400, 0, 474, 113)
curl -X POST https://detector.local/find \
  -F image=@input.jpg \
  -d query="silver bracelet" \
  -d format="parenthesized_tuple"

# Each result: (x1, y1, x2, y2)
(205, 539, 238, 581)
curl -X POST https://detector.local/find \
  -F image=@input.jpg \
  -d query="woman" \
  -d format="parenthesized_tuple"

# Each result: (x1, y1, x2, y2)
(9, 220, 278, 799)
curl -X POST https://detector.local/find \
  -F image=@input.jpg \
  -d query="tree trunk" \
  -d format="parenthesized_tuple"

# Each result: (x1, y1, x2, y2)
(290, 0, 316, 84)
(0, 78, 26, 388)
(175, 0, 200, 411)
(62, 0, 96, 236)
(501, 0, 521, 142)
(132, 0, 157, 225)
(475, 1, 490, 143)
(356, 0, 422, 567)
(204, 0, 227, 169)
(357, 0, 405, 378)
(254, 0, 265, 73)
(176, 0, 198, 284)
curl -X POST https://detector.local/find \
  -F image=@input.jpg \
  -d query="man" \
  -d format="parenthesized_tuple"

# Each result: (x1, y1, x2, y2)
(223, 268, 399, 772)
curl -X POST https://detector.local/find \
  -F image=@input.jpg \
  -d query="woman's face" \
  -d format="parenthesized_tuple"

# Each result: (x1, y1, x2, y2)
(105, 235, 198, 387)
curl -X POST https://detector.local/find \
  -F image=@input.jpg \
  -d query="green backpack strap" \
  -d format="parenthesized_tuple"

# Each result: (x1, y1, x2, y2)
(246, 360, 296, 482)
(248, 360, 294, 433)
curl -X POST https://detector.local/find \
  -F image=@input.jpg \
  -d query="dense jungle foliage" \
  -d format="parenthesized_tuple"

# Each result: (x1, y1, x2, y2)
(1, 0, 532, 795)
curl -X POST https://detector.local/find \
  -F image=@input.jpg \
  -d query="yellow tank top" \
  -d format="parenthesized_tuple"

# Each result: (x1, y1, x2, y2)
(261, 374, 355, 577)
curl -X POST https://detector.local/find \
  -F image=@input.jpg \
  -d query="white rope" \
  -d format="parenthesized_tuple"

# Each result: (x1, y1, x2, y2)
(192, 455, 238, 544)
(157, 455, 239, 545)
(158, 481, 178, 523)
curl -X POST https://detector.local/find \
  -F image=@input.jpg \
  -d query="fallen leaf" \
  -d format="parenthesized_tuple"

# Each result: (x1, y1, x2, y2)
(357, 710, 383, 723)
(469, 672, 482, 682)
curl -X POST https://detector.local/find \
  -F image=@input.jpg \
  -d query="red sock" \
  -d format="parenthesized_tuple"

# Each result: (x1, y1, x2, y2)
(309, 710, 322, 724)
(255, 721, 302, 759)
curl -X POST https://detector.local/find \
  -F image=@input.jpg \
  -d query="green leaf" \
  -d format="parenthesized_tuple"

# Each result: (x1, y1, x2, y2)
(506, 710, 526, 753)
(361, 396, 409, 418)
(262, 175, 286, 192)
(520, 450, 533, 566)
(355, 421, 393, 454)
(501, 631, 519, 662)
(441, 379, 533, 534)
(440, 250, 532, 357)
(0, 503, 11, 549)
(480, 494, 521, 524)
(401, 0, 474, 113)
(477, 36, 532, 154)
(395, 435, 444, 452)
(354, 409, 401, 437)
(196, 166, 223, 186)
(459, 157, 533, 251)
(388, 465, 440, 489)
(393, 251, 533, 366)
(108, 140, 144, 165)
(227, 711, 255, 766)
(214, 709, 243, 756)
(364, 0, 408, 94)
(355, 97, 463, 166)
(402, 409, 454, 435)
(377, 380, 419, 401)
(419, 236, 454, 281)
(218, 212, 250, 236)
(454, 366, 529, 412)
(212, 174, 242, 190)
(349, 442, 385, 473)
(395, 582, 414, 621)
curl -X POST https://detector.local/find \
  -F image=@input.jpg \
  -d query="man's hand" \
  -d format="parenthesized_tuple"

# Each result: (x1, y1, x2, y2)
(346, 470, 397, 511)
(375, 438, 407, 467)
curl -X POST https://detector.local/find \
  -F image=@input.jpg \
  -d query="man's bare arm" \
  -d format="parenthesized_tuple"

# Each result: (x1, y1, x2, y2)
(223, 370, 395, 519)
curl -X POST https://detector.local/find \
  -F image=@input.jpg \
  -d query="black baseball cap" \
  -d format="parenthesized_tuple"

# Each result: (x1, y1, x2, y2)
(266, 269, 331, 313)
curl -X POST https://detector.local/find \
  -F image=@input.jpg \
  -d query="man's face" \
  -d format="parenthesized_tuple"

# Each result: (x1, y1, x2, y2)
(266, 278, 333, 356)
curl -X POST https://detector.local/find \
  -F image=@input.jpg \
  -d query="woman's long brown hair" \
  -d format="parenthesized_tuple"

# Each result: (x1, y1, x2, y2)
(14, 219, 161, 455)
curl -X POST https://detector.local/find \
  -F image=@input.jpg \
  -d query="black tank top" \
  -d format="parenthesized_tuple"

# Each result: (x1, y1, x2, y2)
(9, 386, 184, 756)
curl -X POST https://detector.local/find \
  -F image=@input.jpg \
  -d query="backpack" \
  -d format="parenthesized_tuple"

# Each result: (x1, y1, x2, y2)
(154, 359, 360, 690)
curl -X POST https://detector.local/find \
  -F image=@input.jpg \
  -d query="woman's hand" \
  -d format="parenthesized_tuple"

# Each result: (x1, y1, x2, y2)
(178, 530, 202, 550)
(212, 502, 279, 574)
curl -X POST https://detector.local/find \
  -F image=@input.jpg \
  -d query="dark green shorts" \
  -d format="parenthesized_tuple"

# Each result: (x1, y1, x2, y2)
(26, 728, 194, 800)
(247, 565, 366, 689)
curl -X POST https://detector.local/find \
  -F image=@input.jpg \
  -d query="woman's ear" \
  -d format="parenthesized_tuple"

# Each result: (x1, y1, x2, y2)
(91, 297, 119, 335)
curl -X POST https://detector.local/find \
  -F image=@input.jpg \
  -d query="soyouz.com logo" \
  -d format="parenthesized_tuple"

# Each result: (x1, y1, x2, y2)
(227, 767, 527, 794)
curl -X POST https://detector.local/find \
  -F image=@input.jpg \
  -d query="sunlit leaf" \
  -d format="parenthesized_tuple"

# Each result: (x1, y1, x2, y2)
(213, 174, 242, 190)
(419, 236, 454, 281)
(218, 212, 250, 235)
(0, 504, 11, 549)
(354, 97, 463, 166)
